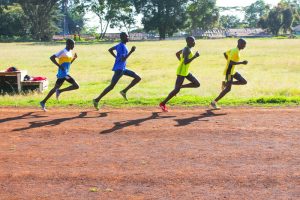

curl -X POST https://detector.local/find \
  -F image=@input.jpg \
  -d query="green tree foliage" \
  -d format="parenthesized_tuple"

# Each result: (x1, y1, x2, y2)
(266, 7, 283, 35)
(78, 0, 135, 39)
(133, 0, 188, 40)
(219, 15, 243, 29)
(282, 7, 294, 33)
(244, 0, 270, 28)
(63, 0, 85, 34)
(257, 16, 268, 29)
(113, 6, 137, 35)
(258, 1, 299, 35)
(279, 0, 300, 26)
(0, 3, 26, 37)
(0, 0, 16, 11)
(186, 0, 219, 31)
(17, 0, 61, 41)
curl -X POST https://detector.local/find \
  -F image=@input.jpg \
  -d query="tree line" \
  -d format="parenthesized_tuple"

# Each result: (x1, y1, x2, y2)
(0, 0, 299, 41)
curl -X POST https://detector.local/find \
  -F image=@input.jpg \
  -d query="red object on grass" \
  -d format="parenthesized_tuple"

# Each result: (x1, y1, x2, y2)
(31, 77, 47, 81)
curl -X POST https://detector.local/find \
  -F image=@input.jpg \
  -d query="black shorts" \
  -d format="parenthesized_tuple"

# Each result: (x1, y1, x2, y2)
(176, 73, 199, 86)
(55, 75, 76, 88)
(111, 69, 139, 84)
(226, 72, 245, 83)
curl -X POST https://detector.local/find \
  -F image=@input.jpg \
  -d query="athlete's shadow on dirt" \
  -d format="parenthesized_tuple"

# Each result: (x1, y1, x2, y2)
(100, 112, 175, 134)
(13, 112, 109, 132)
(0, 112, 47, 124)
(174, 110, 227, 127)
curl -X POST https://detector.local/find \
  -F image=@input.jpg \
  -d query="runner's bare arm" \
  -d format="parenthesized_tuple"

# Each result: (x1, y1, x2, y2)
(224, 52, 228, 60)
(229, 60, 248, 65)
(50, 55, 64, 70)
(71, 53, 78, 64)
(183, 48, 200, 65)
(108, 47, 117, 58)
(176, 50, 182, 61)
(121, 46, 136, 61)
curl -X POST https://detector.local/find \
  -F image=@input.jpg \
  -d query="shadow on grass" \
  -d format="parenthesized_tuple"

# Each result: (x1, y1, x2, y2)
(100, 112, 175, 134)
(174, 110, 227, 127)
(13, 111, 109, 132)
(0, 112, 47, 124)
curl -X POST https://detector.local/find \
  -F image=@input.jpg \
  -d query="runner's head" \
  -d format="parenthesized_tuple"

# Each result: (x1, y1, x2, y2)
(186, 36, 196, 48)
(237, 38, 246, 50)
(120, 32, 129, 43)
(66, 39, 75, 50)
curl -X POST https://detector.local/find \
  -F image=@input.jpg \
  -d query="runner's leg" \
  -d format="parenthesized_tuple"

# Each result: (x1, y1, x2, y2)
(232, 72, 247, 85)
(58, 75, 80, 93)
(121, 69, 141, 94)
(180, 73, 200, 89)
(94, 70, 123, 102)
(41, 78, 65, 103)
(161, 75, 185, 105)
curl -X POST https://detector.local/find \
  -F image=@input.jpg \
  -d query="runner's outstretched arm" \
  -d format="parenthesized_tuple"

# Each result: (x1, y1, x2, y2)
(229, 60, 248, 66)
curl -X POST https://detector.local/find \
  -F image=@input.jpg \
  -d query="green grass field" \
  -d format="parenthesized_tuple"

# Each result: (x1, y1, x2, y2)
(0, 38, 299, 107)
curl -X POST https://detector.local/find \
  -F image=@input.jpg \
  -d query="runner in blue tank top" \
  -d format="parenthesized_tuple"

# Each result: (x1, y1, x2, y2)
(93, 32, 141, 110)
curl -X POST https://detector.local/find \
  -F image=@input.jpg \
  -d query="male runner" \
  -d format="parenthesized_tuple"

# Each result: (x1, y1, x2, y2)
(210, 38, 248, 109)
(159, 36, 200, 112)
(40, 39, 79, 111)
(93, 32, 141, 110)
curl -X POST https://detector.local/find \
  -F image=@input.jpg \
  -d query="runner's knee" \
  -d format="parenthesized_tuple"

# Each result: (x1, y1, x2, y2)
(225, 85, 231, 92)
(108, 85, 114, 90)
(108, 83, 116, 90)
(135, 75, 141, 82)
(74, 83, 80, 89)
(54, 84, 61, 90)
(174, 87, 181, 94)
(194, 80, 200, 88)
(171, 87, 181, 95)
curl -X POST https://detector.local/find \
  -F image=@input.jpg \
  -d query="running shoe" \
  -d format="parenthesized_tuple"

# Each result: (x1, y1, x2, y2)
(40, 101, 47, 112)
(120, 91, 128, 101)
(93, 99, 99, 111)
(210, 101, 221, 110)
(159, 102, 168, 112)
(55, 89, 60, 100)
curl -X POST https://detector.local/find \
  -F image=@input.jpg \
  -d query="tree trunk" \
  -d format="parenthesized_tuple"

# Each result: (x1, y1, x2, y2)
(159, 26, 166, 40)
(102, 20, 110, 39)
(158, 1, 165, 40)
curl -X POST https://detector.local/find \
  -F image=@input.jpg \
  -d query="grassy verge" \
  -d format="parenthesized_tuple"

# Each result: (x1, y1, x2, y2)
(1, 39, 299, 108)
(0, 96, 299, 108)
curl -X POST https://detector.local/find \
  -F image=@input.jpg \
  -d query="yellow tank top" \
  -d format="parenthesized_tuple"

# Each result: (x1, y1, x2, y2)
(177, 47, 193, 77)
(223, 47, 240, 76)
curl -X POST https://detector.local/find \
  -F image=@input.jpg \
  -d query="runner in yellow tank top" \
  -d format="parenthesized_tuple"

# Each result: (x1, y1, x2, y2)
(159, 36, 200, 112)
(210, 39, 248, 109)
(176, 48, 194, 76)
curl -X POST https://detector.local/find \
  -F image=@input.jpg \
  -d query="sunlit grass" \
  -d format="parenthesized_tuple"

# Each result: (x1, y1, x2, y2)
(0, 38, 299, 107)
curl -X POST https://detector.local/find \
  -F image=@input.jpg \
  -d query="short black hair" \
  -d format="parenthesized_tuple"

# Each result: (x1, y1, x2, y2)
(186, 36, 195, 43)
(120, 32, 128, 38)
(238, 38, 246, 45)
(66, 38, 75, 45)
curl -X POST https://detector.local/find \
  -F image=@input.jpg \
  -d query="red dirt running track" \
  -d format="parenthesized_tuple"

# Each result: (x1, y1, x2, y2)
(0, 107, 299, 199)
